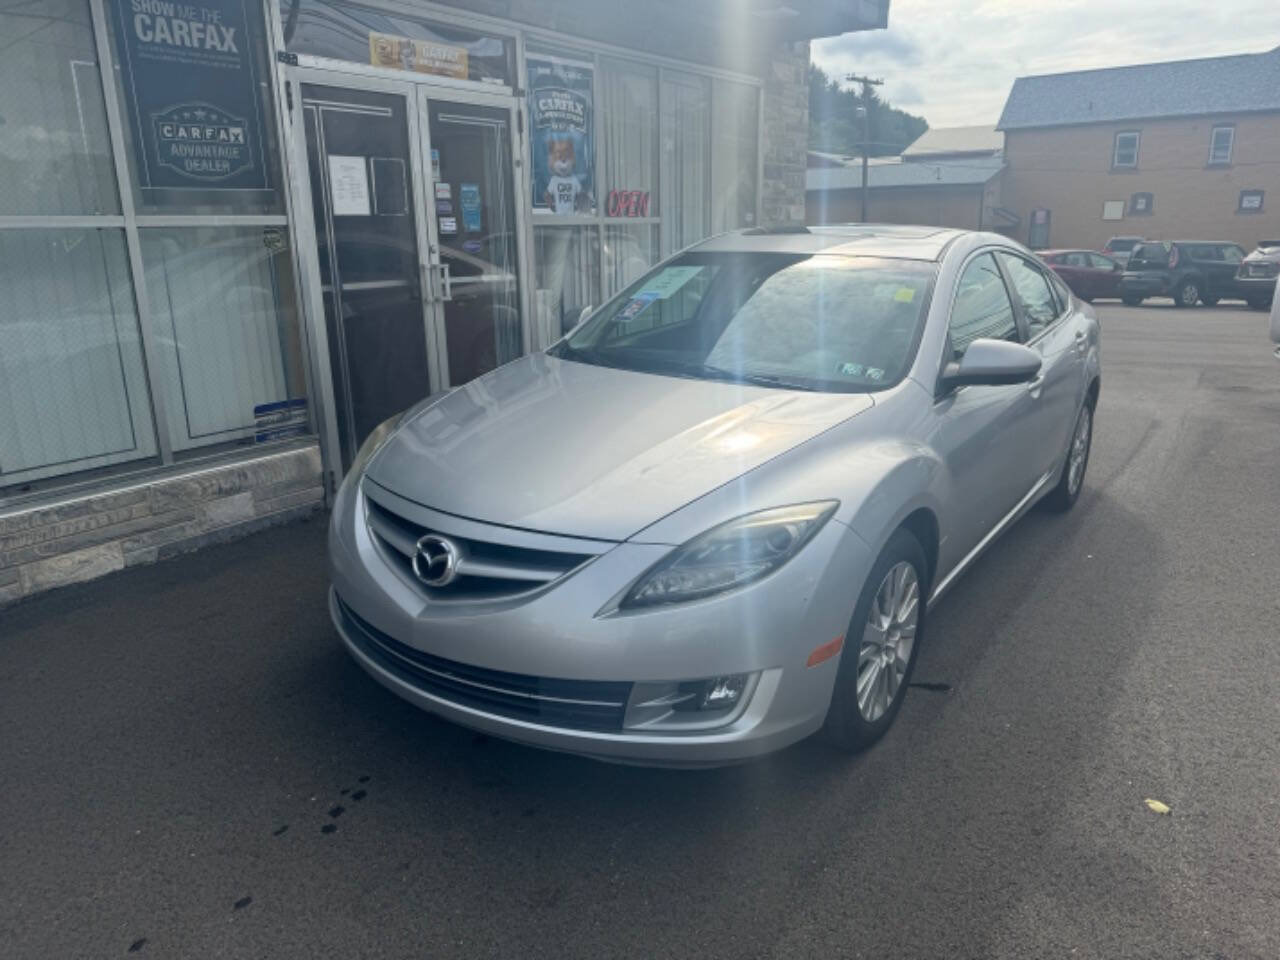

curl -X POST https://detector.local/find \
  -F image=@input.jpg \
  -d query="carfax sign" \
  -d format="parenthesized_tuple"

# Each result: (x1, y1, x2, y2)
(114, 0, 268, 190)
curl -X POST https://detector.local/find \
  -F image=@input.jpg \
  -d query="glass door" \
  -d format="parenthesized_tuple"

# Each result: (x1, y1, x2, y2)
(417, 93, 524, 386)
(300, 81, 435, 467)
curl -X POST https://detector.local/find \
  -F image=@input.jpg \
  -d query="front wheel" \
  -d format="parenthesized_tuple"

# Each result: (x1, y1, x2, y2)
(1122, 295, 1144, 306)
(1247, 297, 1272, 311)
(1175, 279, 1201, 308)
(1044, 402, 1093, 512)
(822, 530, 927, 752)
(1201, 295, 1220, 307)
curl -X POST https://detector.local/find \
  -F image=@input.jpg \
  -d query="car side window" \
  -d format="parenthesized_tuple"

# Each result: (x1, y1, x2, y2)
(1088, 253, 1116, 270)
(997, 252, 1060, 338)
(1066, 252, 1089, 268)
(949, 253, 1018, 360)
(1223, 245, 1244, 264)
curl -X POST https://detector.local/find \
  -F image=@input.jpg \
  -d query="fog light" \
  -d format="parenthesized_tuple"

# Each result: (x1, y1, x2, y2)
(699, 674, 748, 711)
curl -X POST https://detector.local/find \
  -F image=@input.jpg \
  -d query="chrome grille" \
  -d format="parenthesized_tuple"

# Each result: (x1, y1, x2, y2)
(362, 481, 598, 602)
(335, 594, 630, 731)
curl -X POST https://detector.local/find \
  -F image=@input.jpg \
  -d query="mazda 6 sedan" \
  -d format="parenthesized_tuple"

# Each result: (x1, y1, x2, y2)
(328, 225, 1101, 766)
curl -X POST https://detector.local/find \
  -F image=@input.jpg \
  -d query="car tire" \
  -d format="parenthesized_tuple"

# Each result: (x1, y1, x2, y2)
(822, 529, 927, 753)
(1043, 400, 1094, 513)
(1201, 295, 1220, 307)
(1122, 295, 1144, 306)
(1247, 297, 1272, 311)
(1174, 279, 1201, 308)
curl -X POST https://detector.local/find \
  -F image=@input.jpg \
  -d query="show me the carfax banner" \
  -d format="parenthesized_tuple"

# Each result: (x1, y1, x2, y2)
(114, 0, 269, 190)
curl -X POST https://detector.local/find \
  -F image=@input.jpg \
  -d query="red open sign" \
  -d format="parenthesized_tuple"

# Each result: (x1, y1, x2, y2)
(606, 189, 650, 217)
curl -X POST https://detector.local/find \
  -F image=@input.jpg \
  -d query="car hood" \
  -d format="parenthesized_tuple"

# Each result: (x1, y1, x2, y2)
(366, 353, 873, 542)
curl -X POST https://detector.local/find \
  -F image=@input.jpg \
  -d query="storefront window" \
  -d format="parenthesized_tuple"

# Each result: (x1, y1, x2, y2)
(535, 226, 599, 344)
(0, 0, 118, 216)
(712, 79, 759, 232)
(0, 229, 157, 487)
(601, 59, 657, 221)
(660, 71, 711, 254)
(139, 227, 307, 453)
(283, 0, 515, 87)
(106, 0, 286, 215)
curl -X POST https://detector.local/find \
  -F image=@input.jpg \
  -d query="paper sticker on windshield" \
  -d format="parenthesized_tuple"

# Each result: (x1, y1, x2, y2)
(617, 292, 659, 322)
(866, 367, 886, 382)
(638, 265, 703, 299)
(893, 287, 916, 303)
(838, 362, 865, 377)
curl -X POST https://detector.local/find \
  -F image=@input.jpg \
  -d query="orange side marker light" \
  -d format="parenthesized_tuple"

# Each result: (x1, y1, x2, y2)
(806, 635, 845, 668)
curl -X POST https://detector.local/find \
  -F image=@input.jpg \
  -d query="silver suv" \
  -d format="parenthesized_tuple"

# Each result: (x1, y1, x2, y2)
(328, 226, 1102, 766)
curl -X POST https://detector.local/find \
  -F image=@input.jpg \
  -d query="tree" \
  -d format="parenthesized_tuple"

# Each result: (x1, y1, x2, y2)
(808, 64, 928, 157)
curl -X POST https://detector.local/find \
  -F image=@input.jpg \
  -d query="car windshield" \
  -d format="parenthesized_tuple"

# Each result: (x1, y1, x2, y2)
(1109, 239, 1140, 252)
(550, 252, 935, 392)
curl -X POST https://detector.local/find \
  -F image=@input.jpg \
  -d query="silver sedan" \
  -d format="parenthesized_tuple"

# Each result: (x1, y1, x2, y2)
(328, 226, 1101, 766)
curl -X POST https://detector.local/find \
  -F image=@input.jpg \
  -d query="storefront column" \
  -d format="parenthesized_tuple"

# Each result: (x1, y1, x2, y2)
(761, 40, 811, 227)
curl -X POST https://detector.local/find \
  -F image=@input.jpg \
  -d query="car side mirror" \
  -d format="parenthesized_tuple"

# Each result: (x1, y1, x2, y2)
(939, 339, 1042, 392)
(579, 305, 593, 325)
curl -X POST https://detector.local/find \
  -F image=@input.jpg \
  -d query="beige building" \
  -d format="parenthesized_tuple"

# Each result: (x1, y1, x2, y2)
(998, 47, 1280, 251)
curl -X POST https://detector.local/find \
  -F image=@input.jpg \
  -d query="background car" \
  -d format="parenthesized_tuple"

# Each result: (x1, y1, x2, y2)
(1103, 236, 1145, 267)
(328, 225, 1102, 766)
(1236, 239, 1280, 310)
(1040, 249, 1122, 302)
(1120, 240, 1248, 307)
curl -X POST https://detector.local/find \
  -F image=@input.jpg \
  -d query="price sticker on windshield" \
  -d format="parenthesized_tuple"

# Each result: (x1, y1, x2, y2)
(638, 266, 703, 299)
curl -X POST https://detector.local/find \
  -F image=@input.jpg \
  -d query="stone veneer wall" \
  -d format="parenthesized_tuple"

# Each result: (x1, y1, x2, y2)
(761, 40, 811, 227)
(0, 445, 324, 607)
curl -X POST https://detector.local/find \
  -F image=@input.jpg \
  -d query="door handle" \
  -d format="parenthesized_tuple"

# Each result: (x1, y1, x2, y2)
(437, 263, 452, 302)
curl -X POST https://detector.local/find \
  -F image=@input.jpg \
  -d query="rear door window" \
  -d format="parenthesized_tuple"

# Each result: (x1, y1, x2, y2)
(949, 253, 1018, 359)
(1088, 253, 1117, 270)
(1129, 243, 1170, 268)
(997, 252, 1060, 338)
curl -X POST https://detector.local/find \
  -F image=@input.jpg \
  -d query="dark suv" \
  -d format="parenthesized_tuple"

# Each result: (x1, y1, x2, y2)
(1120, 240, 1248, 307)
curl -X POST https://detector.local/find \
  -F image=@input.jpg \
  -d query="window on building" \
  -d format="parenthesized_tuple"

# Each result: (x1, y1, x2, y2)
(282, 0, 515, 87)
(949, 254, 1017, 359)
(1112, 131, 1140, 169)
(138, 227, 308, 453)
(1239, 189, 1265, 213)
(1028, 208, 1051, 249)
(711, 79, 759, 232)
(661, 71, 712, 254)
(1208, 125, 1235, 166)
(534, 226, 600, 343)
(1130, 192, 1154, 215)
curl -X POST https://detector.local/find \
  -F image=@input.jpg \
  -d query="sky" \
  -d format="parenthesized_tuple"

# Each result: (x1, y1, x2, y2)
(811, 0, 1280, 129)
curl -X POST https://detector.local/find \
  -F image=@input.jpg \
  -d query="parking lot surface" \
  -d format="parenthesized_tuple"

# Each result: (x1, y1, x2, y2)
(3, 302, 1279, 959)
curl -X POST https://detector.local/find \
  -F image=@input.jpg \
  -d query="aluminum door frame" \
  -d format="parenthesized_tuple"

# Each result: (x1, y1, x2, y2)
(284, 66, 443, 472)
(414, 84, 532, 388)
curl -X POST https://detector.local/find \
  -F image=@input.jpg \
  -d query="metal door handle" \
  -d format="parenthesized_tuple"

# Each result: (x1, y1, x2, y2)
(437, 263, 452, 302)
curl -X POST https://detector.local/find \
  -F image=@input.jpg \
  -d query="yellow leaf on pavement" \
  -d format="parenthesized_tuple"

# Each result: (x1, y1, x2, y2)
(1144, 798, 1171, 815)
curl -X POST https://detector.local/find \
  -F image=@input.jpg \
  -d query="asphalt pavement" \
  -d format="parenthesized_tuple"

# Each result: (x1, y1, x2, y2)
(3, 301, 1279, 960)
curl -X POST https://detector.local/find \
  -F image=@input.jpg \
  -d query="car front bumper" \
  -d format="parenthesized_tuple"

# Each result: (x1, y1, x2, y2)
(327, 477, 872, 767)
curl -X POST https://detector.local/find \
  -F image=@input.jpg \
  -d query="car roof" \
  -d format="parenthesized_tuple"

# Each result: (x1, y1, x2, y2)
(1040, 248, 1102, 255)
(689, 224, 968, 262)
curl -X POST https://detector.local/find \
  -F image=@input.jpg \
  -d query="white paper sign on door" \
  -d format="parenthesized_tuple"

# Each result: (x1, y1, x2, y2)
(328, 155, 371, 216)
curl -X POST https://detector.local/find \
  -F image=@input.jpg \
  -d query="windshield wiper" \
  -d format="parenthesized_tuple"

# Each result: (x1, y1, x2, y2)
(695, 363, 820, 391)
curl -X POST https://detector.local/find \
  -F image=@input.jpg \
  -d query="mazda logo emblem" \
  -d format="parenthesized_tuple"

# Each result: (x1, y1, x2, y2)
(412, 534, 460, 587)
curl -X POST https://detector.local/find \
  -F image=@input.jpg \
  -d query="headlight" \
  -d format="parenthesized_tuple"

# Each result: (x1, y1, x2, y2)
(620, 501, 838, 609)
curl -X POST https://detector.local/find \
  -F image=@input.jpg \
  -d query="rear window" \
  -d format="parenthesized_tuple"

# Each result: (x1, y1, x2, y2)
(1108, 238, 1140, 253)
(1129, 243, 1171, 267)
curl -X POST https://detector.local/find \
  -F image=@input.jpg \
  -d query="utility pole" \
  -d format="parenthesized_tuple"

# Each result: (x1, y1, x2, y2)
(845, 73, 883, 223)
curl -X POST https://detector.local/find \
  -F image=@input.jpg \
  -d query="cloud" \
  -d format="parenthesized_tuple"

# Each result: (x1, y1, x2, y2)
(811, 0, 1280, 128)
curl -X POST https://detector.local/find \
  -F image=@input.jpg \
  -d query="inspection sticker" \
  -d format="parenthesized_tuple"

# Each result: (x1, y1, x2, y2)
(838, 362, 865, 377)
(617, 292, 659, 322)
(893, 287, 916, 303)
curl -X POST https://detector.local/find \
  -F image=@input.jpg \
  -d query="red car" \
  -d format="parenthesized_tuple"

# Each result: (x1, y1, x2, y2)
(1039, 249, 1123, 302)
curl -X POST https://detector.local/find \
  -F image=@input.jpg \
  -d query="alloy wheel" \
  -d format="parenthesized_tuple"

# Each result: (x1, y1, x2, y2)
(857, 561, 919, 722)
(1180, 283, 1199, 306)
(1068, 406, 1092, 496)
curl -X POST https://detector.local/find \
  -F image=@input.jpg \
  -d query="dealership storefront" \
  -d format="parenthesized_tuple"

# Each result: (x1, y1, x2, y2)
(0, 0, 887, 602)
